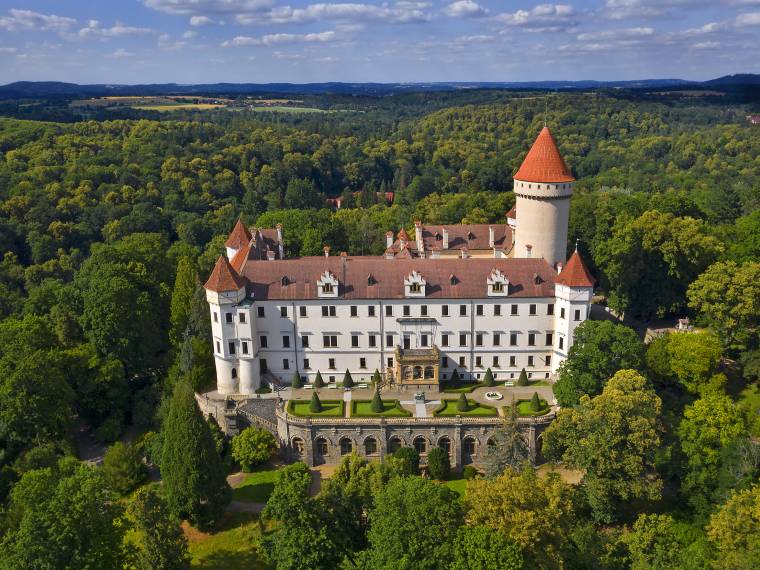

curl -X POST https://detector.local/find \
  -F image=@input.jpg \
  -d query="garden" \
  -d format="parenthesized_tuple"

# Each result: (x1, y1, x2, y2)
(352, 400, 412, 417)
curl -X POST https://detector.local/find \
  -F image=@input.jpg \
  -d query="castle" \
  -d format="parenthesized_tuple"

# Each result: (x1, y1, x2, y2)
(204, 127, 594, 396)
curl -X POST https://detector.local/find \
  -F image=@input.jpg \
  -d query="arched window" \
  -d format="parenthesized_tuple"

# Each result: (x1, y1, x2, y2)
(487, 438, 496, 452)
(292, 437, 305, 457)
(463, 437, 476, 456)
(364, 437, 378, 455)
(315, 437, 328, 456)
(438, 437, 451, 454)
(340, 437, 353, 455)
(231, 368, 237, 379)
(388, 436, 403, 453)
(413, 366, 422, 379)
(424, 366, 434, 379)
(413, 436, 427, 455)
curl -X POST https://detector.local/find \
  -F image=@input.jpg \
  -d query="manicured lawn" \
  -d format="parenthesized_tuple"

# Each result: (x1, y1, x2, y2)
(352, 400, 412, 417)
(434, 399, 498, 417)
(185, 512, 270, 569)
(516, 398, 551, 417)
(441, 476, 468, 497)
(287, 400, 344, 417)
(442, 382, 486, 393)
(232, 466, 279, 503)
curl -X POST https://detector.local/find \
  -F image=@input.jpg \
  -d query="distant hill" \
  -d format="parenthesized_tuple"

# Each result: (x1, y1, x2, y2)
(705, 74, 760, 86)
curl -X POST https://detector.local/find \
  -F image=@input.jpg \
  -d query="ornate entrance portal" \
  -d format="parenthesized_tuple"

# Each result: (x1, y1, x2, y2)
(393, 345, 440, 389)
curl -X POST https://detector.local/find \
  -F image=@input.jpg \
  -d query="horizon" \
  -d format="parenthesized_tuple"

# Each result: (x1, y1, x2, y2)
(1, 1, 759, 84)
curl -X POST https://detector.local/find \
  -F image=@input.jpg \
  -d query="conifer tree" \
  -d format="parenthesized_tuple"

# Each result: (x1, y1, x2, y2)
(128, 486, 190, 570)
(372, 369, 382, 386)
(483, 368, 495, 387)
(310, 391, 323, 413)
(343, 369, 354, 388)
(169, 257, 197, 349)
(457, 393, 469, 413)
(517, 368, 529, 386)
(314, 370, 325, 388)
(161, 379, 230, 529)
(450, 369, 460, 384)
(371, 389, 384, 413)
(291, 371, 303, 389)
(530, 392, 542, 412)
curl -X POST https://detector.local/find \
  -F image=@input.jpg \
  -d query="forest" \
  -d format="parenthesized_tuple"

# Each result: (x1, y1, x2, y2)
(0, 90, 758, 568)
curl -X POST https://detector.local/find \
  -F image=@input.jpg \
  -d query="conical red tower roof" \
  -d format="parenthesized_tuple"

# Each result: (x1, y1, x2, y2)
(514, 127, 575, 183)
(225, 218, 252, 249)
(204, 255, 246, 292)
(556, 250, 595, 287)
(397, 228, 411, 241)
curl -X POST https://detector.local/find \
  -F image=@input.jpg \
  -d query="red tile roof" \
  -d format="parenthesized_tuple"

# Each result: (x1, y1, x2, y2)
(506, 205, 517, 219)
(204, 256, 247, 292)
(514, 127, 575, 183)
(397, 228, 411, 241)
(240, 256, 558, 300)
(225, 219, 252, 249)
(556, 250, 595, 288)
(386, 223, 513, 256)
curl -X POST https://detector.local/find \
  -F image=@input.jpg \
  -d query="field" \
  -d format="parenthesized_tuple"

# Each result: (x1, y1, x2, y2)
(434, 399, 498, 417)
(71, 95, 232, 112)
(231, 466, 279, 503)
(185, 512, 270, 569)
(287, 399, 344, 417)
(249, 105, 327, 114)
(133, 103, 227, 111)
(351, 400, 412, 417)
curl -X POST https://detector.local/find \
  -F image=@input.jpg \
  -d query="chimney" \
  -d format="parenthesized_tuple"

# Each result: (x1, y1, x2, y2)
(323, 245, 330, 258)
(525, 244, 532, 258)
(488, 226, 495, 248)
(442, 227, 449, 249)
(461, 247, 469, 259)
(556, 262, 563, 274)
(276, 223, 284, 259)
(386, 230, 394, 248)
(414, 220, 424, 252)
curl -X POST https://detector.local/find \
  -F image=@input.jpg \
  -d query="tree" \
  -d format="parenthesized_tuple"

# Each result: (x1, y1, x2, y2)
(291, 371, 303, 389)
(343, 369, 354, 388)
(127, 486, 190, 570)
(625, 513, 711, 570)
(457, 393, 469, 412)
(449, 368, 460, 384)
(363, 476, 463, 569)
(160, 380, 230, 529)
(544, 370, 662, 523)
(483, 407, 529, 477)
(553, 320, 644, 407)
(707, 484, 760, 570)
(231, 427, 277, 471)
(314, 370, 325, 388)
(483, 367, 494, 387)
(688, 261, 760, 349)
(530, 392, 541, 412)
(651, 331, 723, 393)
(372, 369, 382, 386)
(391, 447, 420, 476)
(102, 441, 148, 496)
(310, 391, 323, 413)
(466, 467, 575, 569)
(169, 256, 197, 349)
(678, 393, 747, 511)
(371, 389, 383, 413)
(451, 525, 523, 570)
(426, 447, 450, 480)
(517, 367, 529, 386)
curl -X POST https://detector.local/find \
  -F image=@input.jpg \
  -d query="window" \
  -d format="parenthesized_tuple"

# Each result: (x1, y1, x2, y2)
(322, 283, 334, 294)
(301, 335, 309, 348)
(460, 304, 467, 316)
(351, 335, 359, 348)
(476, 333, 483, 347)
(282, 335, 290, 348)
(442, 305, 449, 317)
(528, 333, 536, 346)
(459, 333, 467, 347)
(421, 305, 428, 317)
(510, 333, 518, 346)
(303, 358, 310, 369)
(441, 334, 449, 347)
(300, 306, 307, 317)
(414, 437, 427, 454)
(492, 282, 504, 293)
(329, 358, 336, 369)
(529, 304, 537, 315)
(225, 313, 233, 324)
(340, 438, 352, 455)
(494, 304, 501, 316)
(545, 355, 552, 366)
(560, 307, 566, 319)
(364, 437, 377, 455)
(442, 357, 448, 367)
(421, 334, 429, 347)
(350, 305, 358, 317)
(547, 303, 555, 316)
(476, 356, 482, 368)
(403, 305, 410, 316)
(283, 359, 289, 370)
(546, 333, 553, 346)
(280, 306, 287, 317)
(213, 312, 218, 323)
(511, 304, 518, 316)
(459, 356, 466, 367)
(476, 304, 483, 316)
(386, 334, 393, 347)
(242, 341, 249, 355)
(322, 306, 337, 317)
(260, 336, 268, 348)
(316, 438, 328, 455)
(510, 356, 516, 367)
(368, 306, 376, 317)
(239, 313, 246, 323)
(231, 368, 237, 379)
(387, 357, 393, 368)
(216, 341, 220, 353)
(559, 337, 565, 350)
(257, 306, 265, 318)
(360, 357, 367, 368)
(528, 356, 535, 367)
(228, 342, 236, 355)
(409, 283, 421, 294)
(493, 333, 501, 346)
(369, 335, 377, 348)
(574, 309, 582, 321)
(493, 356, 500, 367)
(323, 335, 338, 348)
(386, 305, 393, 316)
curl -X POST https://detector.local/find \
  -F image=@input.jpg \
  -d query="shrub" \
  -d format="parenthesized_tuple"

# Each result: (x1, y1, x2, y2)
(457, 393, 469, 412)
(483, 368, 495, 387)
(372, 369, 382, 386)
(517, 368, 529, 386)
(371, 390, 384, 413)
(343, 369, 354, 388)
(291, 371, 303, 389)
(102, 441, 148, 495)
(530, 392, 541, 412)
(463, 465, 479, 479)
(427, 447, 451, 480)
(314, 371, 325, 388)
(310, 391, 323, 413)
(450, 369, 460, 384)
(231, 427, 277, 472)
(392, 447, 420, 475)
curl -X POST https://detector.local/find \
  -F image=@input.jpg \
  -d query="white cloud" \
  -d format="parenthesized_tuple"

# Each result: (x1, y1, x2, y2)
(78, 20, 153, 39)
(495, 4, 577, 31)
(454, 34, 496, 43)
(183, 30, 198, 38)
(693, 41, 720, 49)
(445, 1, 488, 18)
(601, 0, 709, 20)
(273, 51, 304, 60)
(190, 15, 216, 25)
(110, 48, 135, 58)
(735, 12, 760, 26)
(0, 47, 18, 53)
(236, 2, 432, 25)
(0, 8, 76, 32)
(576, 27, 654, 41)
(223, 31, 337, 45)
(143, 0, 273, 15)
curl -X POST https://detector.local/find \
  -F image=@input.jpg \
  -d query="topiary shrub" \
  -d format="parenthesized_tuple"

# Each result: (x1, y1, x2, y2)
(314, 370, 325, 388)
(371, 390, 384, 413)
(102, 441, 148, 496)
(530, 392, 541, 412)
(372, 369, 382, 386)
(231, 427, 277, 472)
(450, 369, 460, 384)
(517, 368, 529, 386)
(310, 391, 323, 413)
(392, 447, 420, 476)
(426, 447, 451, 481)
(291, 371, 303, 389)
(343, 369, 354, 388)
(483, 368, 495, 387)
(463, 465, 479, 479)
(456, 393, 469, 413)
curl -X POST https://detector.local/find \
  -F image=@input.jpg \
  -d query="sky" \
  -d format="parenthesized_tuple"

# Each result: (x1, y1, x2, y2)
(0, 1, 758, 84)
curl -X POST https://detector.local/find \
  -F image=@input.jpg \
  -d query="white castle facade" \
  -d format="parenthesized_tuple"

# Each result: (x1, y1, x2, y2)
(204, 127, 595, 396)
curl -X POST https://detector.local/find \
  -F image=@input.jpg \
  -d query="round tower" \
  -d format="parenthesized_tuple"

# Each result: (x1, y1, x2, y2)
(512, 126, 575, 267)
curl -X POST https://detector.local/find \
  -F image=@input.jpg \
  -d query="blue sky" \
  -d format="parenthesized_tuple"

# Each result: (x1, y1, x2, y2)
(0, 1, 758, 83)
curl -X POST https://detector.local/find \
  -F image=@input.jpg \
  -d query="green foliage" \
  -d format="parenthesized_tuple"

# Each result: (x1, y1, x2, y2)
(425, 447, 450, 480)
(483, 407, 530, 478)
(649, 331, 724, 393)
(530, 391, 541, 412)
(483, 367, 494, 387)
(462, 465, 479, 480)
(372, 369, 382, 385)
(343, 368, 354, 388)
(451, 525, 523, 570)
(310, 391, 322, 413)
(707, 484, 760, 570)
(160, 380, 230, 529)
(553, 320, 644, 407)
(517, 367, 529, 386)
(127, 486, 190, 570)
(371, 389, 383, 413)
(391, 447, 420, 476)
(314, 370, 325, 388)
(231, 427, 277, 472)
(449, 368, 460, 384)
(456, 393, 469, 412)
(624, 513, 711, 570)
(169, 256, 197, 349)
(291, 371, 302, 389)
(102, 441, 148, 496)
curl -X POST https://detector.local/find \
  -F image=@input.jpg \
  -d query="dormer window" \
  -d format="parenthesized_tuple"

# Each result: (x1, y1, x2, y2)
(410, 283, 421, 293)
(281, 276, 289, 286)
(322, 283, 333, 293)
(317, 270, 339, 298)
(492, 282, 504, 293)
(404, 270, 426, 297)
(487, 268, 509, 297)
